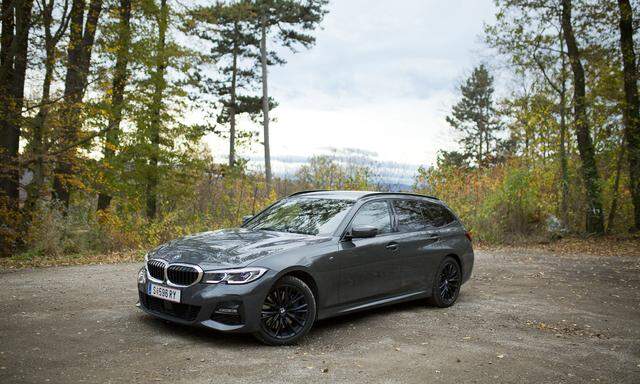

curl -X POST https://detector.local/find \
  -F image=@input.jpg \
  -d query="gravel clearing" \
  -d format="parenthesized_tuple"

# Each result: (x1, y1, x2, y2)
(1, 249, 639, 383)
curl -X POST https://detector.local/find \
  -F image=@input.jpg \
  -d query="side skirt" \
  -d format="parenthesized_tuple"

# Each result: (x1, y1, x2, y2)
(317, 290, 429, 321)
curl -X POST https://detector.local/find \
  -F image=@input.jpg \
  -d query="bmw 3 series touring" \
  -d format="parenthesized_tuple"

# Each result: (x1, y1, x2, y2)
(137, 190, 474, 345)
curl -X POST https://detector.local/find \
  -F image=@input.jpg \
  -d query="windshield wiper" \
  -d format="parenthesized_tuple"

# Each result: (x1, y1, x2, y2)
(283, 229, 313, 235)
(256, 227, 284, 232)
(256, 227, 311, 235)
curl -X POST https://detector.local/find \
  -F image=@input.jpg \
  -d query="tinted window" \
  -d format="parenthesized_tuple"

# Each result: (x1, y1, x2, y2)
(422, 202, 456, 227)
(247, 197, 354, 236)
(393, 200, 429, 232)
(393, 199, 456, 232)
(350, 201, 392, 234)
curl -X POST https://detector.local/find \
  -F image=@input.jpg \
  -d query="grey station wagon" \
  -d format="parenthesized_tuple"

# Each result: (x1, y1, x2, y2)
(137, 190, 474, 345)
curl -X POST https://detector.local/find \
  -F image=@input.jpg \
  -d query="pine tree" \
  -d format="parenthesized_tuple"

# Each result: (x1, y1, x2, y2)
(188, 0, 262, 168)
(250, 0, 328, 188)
(446, 64, 502, 167)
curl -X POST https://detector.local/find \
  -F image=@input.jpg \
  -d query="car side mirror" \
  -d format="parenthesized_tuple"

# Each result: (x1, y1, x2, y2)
(242, 215, 253, 226)
(349, 226, 378, 239)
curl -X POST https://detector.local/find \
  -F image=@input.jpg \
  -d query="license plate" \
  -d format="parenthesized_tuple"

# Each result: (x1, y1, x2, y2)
(147, 283, 181, 303)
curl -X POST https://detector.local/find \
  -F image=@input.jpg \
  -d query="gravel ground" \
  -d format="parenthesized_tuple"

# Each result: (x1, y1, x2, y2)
(1, 249, 639, 384)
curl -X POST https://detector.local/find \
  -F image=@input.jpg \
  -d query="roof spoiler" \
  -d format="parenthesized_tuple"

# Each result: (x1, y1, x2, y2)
(359, 192, 440, 200)
(287, 189, 330, 197)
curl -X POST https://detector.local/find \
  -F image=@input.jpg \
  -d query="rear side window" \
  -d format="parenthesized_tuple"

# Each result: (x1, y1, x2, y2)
(393, 199, 457, 232)
(421, 202, 456, 227)
(350, 201, 392, 234)
(393, 200, 429, 232)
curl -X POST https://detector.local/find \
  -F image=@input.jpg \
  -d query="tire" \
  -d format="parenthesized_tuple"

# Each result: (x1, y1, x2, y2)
(427, 256, 462, 308)
(254, 275, 317, 346)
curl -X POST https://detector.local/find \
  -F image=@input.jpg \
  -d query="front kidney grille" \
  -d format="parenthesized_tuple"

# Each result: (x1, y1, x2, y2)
(147, 259, 166, 281)
(167, 265, 200, 286)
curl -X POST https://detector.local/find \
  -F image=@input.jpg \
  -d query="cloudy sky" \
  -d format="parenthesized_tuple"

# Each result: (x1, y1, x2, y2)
(205, 0, 497, 177)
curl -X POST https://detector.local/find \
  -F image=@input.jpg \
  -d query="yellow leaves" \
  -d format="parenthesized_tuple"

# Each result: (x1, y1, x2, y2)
(415, 158, 553, 243)
(66, 177, 87, 190)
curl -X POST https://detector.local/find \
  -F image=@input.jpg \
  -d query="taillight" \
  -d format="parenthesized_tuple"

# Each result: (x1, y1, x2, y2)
(465, 231, 472, 242)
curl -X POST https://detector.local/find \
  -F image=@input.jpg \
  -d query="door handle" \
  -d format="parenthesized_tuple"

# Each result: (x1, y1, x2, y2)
(385, 242, 399, 251)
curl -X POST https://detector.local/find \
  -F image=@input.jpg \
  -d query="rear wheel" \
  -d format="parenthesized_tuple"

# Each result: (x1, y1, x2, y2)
(254, 275, 316, 346)
(428, 256, 461, 308)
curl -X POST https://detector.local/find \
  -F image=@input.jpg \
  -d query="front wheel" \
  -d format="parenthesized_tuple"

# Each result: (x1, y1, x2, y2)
(428, 256, 462, 308)
(254, 275, 316, 346)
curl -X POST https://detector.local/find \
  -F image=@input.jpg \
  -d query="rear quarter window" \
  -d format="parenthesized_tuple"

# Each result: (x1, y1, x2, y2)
(393, 199, 457, 232)
(421, 202, 457, 227)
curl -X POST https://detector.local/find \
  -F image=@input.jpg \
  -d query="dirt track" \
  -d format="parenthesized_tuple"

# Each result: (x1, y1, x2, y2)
(1, 249, 639, 383)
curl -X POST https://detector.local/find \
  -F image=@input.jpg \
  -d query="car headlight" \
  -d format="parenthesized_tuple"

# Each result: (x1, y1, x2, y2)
(144, 252, 149, 262)
(203, 267, 268, 285)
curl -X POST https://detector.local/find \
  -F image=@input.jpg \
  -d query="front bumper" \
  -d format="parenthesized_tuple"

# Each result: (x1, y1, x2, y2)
(137, 268, 276, 333)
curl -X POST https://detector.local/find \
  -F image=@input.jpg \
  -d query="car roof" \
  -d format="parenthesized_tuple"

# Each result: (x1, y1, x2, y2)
(288, 190, 440, 202)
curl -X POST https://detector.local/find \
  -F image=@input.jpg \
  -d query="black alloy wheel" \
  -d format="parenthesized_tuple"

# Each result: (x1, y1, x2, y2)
(255, 275, 316, 345)
(428, 256, 461, 308)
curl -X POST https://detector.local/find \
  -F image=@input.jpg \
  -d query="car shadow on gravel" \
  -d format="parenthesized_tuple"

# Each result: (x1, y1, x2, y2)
(138, 314, 257, 347)
(313, 300, 431, 330)
(136, 297, 447, 348)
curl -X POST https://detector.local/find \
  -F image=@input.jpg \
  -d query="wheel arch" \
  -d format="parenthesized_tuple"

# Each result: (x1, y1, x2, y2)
(276, 267, 319, 304)
(445, 253, 462, 270)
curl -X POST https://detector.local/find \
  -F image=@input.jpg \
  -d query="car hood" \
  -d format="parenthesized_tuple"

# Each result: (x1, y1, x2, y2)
(147, 228, 329, 269)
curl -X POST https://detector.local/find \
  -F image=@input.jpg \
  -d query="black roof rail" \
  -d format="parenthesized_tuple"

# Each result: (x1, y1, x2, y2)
(359, 192, 440, 201)
(287, 189, 330, 197)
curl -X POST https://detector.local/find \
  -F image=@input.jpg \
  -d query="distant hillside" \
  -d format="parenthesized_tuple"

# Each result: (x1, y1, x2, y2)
(240, 149, 420, 191)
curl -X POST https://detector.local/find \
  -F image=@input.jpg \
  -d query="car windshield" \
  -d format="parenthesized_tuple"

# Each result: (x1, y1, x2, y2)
(246, 197, 355, 236)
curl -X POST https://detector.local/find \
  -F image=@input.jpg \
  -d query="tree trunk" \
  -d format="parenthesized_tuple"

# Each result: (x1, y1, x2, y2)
(607, 138, 625, 233)
(97, 0, 132, 211)
(559, 22, 569, 228)
(617, 0, 640, 231)
(260, 13, 272, 189)
(0, 0, 33, 255)
(561, 0, 604, 234)
(477, 130, 483, 167)
(0, 0, 33, 209)
(145, 0, 168, 220)
(52, 0, 103, 209)
(27, 0, 69, 213)
(0, 0, 13, 70)
(0, 0, 15, 256)
(2, 0, 32, 207)
(228, 20, 239, 167)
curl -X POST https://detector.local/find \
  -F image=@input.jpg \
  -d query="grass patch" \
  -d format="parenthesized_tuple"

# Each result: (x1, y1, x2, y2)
(477, 234, 640, 257)
(0, 249, 144, 270)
